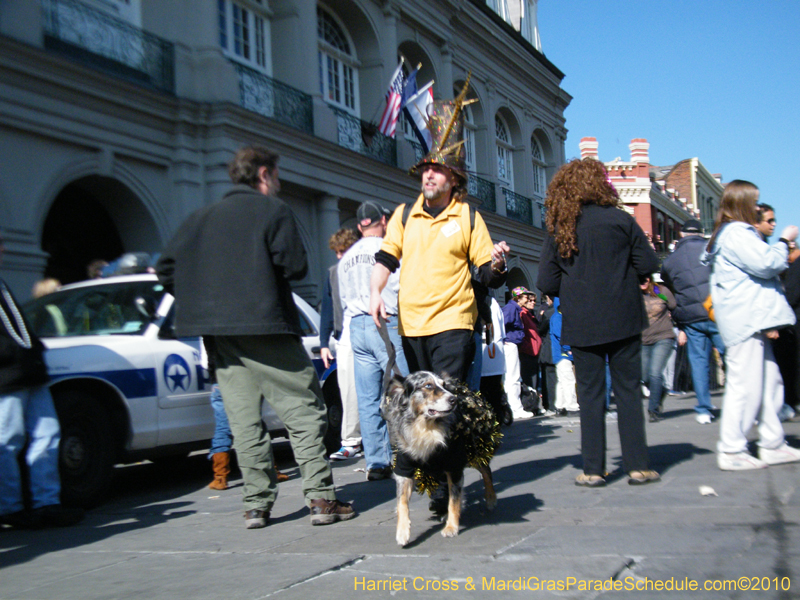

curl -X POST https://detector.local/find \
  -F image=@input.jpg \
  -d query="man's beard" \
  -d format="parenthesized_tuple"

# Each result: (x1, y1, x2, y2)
(422, 179, 452, 201)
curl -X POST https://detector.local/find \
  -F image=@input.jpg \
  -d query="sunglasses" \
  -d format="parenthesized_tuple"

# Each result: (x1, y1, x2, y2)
(767, 219, 776, 224)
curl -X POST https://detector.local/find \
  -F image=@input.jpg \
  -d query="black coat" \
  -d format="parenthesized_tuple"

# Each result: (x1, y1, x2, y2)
(156, 185, 308, 338)
(660, 235, 713, 326)
(784, 258, 800, 317)
(536, 203, 659, 347)
(536, 302, 555, 363)
(0, 279, 48, 392)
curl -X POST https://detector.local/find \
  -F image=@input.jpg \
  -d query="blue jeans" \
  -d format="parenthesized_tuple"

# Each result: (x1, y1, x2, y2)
(642, 339, 674, 413)
(350, 314, 408, 470)
(208, 384, 233, 458)
(0, 384, 61, 515)
(684, 320, 725, 416)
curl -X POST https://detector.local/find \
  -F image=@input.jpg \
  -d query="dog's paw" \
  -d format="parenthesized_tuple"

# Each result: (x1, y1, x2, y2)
(396, 528, 411, 547)
(441, 525, 459, 538)
(485, 497, 497, 512)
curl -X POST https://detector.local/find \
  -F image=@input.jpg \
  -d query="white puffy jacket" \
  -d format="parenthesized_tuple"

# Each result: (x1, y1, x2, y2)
(701, 221, 795, 347)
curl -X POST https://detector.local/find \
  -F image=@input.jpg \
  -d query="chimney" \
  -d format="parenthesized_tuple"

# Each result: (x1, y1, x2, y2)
(629, 138, 649, 164)
(579, 137, 598, 160)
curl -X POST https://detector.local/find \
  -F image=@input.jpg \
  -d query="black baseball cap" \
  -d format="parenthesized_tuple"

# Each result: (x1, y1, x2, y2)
(357, 201, 392, 228)
(682, 219, 703, 233)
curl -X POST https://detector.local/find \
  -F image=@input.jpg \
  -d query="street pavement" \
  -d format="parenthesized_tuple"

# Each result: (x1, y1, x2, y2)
(2, 391, 799, 599)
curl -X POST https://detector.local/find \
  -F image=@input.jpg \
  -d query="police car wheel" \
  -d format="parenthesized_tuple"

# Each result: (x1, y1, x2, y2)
(54, 391, 115, 508)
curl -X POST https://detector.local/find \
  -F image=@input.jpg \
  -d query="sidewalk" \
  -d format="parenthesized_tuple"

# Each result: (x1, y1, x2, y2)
(2, 392, 799, 599)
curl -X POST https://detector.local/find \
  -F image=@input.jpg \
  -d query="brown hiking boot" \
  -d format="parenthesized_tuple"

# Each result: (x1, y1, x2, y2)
(276, 468, 289, 483)
(244, 509, 269, 529)
(308, 499, 356, 526)
(209, 452, 230, 490)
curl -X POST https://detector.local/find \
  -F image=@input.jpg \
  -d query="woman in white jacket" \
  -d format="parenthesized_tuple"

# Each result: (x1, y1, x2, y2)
(702, 180, 800, 470)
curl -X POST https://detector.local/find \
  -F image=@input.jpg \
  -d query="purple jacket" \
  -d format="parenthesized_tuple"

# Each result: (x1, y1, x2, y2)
(502, 299, 524, 345)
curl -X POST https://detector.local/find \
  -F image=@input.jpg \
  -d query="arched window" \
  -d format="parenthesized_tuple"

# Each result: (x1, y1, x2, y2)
(495, 115, 513, 191)
(464, 105, 477, 174)
(531, 136, 546, 198)
(218, 0, 271, 73)
(317, 5, 359, 116)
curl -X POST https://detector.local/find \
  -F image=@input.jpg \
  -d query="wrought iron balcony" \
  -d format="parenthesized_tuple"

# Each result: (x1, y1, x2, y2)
(332, 108, 397, 167)
(41, 0, 174, 94)
(235, 65, 313, 135)
(468, 175, 496, 212)
(503, 188, 534, 226)
(535, 198, 546, 228)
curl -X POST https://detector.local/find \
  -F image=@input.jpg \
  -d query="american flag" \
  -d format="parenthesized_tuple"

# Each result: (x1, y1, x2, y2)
(377, 61, 405, 137)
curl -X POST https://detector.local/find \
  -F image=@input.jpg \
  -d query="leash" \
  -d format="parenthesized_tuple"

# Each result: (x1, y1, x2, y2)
(378, 314, 404, 397)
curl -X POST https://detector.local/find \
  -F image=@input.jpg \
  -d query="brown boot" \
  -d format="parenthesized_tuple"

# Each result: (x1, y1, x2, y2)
(276, 468, 289, 483)
(208, 451, 230, 490)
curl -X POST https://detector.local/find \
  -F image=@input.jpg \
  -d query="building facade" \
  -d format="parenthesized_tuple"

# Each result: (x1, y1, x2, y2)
(0, 0, 570, 302)
(652, 158, 724, 235)
(580, 137, 704, 253)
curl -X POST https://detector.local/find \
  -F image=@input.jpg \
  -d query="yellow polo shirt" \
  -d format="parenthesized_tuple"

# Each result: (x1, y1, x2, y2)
(381, 194, 494, 337)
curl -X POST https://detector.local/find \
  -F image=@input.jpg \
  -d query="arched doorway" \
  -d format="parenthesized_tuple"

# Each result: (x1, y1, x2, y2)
(42, 176, 160, 284)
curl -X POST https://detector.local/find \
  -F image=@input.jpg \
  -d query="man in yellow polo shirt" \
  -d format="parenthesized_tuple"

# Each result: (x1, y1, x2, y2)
(369, 94, 510, 383)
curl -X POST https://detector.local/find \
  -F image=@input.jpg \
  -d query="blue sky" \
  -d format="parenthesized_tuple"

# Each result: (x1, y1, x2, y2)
(537, 0, 800, 234)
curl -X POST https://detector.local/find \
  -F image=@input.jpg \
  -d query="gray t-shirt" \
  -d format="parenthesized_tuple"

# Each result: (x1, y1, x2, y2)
(338, 236, 400, 319)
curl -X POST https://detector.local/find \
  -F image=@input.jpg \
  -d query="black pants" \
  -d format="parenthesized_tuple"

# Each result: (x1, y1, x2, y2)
(520, 352, 540, 388)
(539, 362, 556, 411)
(479, 374, 505, 417)
(402, 329, 476, 382)
(572, 335, 649, 476)
(773, 326, 798, 408)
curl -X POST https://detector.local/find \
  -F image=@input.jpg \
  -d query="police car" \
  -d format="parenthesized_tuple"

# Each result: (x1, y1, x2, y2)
(23, 274, 342, 507)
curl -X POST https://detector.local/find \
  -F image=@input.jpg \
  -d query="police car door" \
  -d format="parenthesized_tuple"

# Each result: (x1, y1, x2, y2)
(152, 297, 214, 445)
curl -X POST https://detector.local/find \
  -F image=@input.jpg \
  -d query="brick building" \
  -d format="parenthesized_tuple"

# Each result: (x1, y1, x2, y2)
(579, 137, 716, 253)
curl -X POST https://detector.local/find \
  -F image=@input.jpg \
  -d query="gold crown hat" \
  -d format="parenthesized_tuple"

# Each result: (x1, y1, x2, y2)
(409, 75, 476, 185)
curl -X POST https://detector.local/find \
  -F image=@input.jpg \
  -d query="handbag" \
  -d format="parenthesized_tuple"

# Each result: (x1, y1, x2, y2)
(703, 294, 715, 322)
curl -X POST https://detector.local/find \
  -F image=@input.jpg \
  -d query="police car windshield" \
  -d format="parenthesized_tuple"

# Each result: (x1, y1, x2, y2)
(23, 280, 167, 338)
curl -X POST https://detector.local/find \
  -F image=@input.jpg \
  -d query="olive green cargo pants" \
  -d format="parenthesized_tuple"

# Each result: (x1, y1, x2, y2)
(214, 334, 336, 512)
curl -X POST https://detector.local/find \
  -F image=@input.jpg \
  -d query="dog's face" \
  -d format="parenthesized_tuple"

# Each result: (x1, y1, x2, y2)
(384, 371, 455, 424)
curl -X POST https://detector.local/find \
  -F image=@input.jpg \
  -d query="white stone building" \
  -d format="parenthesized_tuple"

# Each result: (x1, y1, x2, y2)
(0, 0, 570, 302)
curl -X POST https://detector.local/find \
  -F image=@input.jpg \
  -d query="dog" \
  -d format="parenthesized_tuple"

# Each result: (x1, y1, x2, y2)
(381, 371, 500, 547)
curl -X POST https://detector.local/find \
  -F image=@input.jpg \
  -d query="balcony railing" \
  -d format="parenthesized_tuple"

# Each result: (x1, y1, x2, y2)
(41, 0, 174, 94)
(332, 108, 397, 167)
(503, 188, 534, 226)
(468, 175, 496, 212)
(235, 65, 313, 135)
(535, 199, 546, 228)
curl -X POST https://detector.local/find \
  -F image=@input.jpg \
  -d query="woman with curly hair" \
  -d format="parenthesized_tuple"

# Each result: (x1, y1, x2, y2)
(537, 158, 661, 487)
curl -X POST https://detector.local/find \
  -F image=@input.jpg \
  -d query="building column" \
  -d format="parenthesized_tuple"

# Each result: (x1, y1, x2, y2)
(318, 194, 341, 271)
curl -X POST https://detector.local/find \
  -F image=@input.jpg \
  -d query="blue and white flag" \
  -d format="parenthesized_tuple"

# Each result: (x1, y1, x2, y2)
(402, 81, 434, 153)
